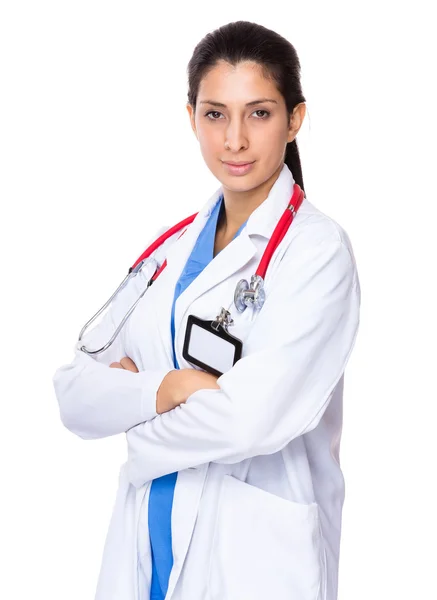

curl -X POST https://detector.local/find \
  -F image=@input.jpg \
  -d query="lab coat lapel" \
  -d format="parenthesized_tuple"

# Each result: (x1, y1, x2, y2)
(150, 187, 224, 365)
(151, 163, 296, 365)
(164, 466, 209, 600)
(170, 163, 296, 329)
(172, 229, 257, 328)
(163, 189, 221, 282)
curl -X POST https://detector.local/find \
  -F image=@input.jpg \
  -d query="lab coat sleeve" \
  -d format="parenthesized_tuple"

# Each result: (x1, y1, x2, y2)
(53, 226, 175, 440)
(125, 231, 361, 486)
(53, 343, 171, 441)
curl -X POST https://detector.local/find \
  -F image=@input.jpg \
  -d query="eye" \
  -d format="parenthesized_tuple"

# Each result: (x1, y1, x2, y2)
(205, 111, 224, 120)
(204, 109, 271, 120)
(253, 109, 270, 119)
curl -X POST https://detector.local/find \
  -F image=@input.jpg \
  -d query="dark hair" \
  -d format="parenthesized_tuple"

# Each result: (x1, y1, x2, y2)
(187, 21, 306, 192)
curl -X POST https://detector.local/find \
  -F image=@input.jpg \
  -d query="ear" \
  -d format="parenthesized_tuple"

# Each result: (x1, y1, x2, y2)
(186, 103, 198, 139)
(287, 102, 306, 143)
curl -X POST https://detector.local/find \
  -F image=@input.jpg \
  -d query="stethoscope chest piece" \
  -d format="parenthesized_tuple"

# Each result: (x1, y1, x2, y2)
(234, 274, 266, 313)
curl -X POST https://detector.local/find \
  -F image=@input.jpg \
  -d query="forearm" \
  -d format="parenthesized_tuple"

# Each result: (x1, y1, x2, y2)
(126, 386, 242, 485)
(53, 350, 171, 439)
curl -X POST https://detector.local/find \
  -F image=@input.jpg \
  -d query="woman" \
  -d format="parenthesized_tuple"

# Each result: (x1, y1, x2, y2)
(53, 20, 361, 600)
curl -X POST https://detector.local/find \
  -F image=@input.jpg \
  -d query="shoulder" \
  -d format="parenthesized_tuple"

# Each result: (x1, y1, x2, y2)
(285, 196, 358, 270)
(136, 224, 181, 266)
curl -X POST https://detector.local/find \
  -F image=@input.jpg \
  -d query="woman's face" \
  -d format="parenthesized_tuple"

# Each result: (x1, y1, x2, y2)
(187, 60, 305, 193)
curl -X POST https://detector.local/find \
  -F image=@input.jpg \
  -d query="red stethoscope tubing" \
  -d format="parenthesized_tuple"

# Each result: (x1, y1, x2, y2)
(130, 213, 197, 277)
(130, 183, 304, 283)
(256, 185, 304, 279)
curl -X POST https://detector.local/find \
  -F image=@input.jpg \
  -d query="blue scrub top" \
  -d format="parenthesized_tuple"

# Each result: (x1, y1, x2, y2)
(148, 195, 248, 600)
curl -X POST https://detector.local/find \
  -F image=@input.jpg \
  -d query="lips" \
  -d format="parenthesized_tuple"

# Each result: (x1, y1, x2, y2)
(222, 161, 255, 176)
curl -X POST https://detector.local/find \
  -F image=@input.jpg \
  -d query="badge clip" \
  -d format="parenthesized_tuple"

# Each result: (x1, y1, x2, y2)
(211, 307, 234, 332)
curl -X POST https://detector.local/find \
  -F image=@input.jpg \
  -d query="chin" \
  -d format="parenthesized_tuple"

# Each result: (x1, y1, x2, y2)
(221, 177, 262, 193)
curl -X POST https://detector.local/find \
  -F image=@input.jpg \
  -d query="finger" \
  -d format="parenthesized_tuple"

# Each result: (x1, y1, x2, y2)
(109, 362, 123, 369)
(120, 357, 139, 373)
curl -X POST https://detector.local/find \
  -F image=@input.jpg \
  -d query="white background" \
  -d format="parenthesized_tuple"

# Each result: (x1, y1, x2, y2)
(1, 1, 436, 598)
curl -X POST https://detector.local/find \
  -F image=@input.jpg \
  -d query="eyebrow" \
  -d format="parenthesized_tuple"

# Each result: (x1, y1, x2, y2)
(199, 98, 278, 108)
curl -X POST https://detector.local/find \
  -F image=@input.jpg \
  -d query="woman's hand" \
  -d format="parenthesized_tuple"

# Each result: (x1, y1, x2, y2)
(156, 368, 220, 414)
(109, 358, 220, 415)
(109, 357, 139, 372)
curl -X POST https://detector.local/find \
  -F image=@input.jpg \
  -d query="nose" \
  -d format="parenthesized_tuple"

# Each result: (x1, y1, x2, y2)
(225, 119, 249, 152)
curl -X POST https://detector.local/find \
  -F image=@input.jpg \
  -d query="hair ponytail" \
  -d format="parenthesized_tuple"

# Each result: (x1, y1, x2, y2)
(285, 139, 305, 192)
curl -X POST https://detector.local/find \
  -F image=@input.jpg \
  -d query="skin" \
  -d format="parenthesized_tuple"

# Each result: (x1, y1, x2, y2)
(112, 59, 306, 414)
(110, 358, 220, 414)
(186, 59, 306, 248)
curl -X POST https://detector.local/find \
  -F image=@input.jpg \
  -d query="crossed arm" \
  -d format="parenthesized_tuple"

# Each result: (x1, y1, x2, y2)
(53, 227, 220, 439)
(54, 234, 360, 487)
(109, 357, 220, 414)
(123, 237, 360, 487)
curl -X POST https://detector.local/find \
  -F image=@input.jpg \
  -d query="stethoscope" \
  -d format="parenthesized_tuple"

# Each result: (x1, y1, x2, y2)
(78, 183, 304, 355)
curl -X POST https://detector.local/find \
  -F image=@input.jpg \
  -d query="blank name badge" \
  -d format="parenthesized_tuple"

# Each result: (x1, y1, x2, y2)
(182, 314, 243, 377)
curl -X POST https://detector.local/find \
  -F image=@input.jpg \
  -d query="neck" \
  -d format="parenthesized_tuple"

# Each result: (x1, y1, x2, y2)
(218, 163, 283, 237)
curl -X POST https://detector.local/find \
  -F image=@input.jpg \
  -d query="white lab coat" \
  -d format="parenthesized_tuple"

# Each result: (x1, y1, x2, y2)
(53, 163, 361, 600)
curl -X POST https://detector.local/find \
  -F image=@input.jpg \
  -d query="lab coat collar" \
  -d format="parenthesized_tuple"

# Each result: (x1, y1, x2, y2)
(202, 161, 297, 240)
(163, 163, 297, 288)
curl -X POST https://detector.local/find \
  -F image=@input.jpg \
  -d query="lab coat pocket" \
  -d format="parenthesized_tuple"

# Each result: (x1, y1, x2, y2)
(207, 475, 323, 600)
